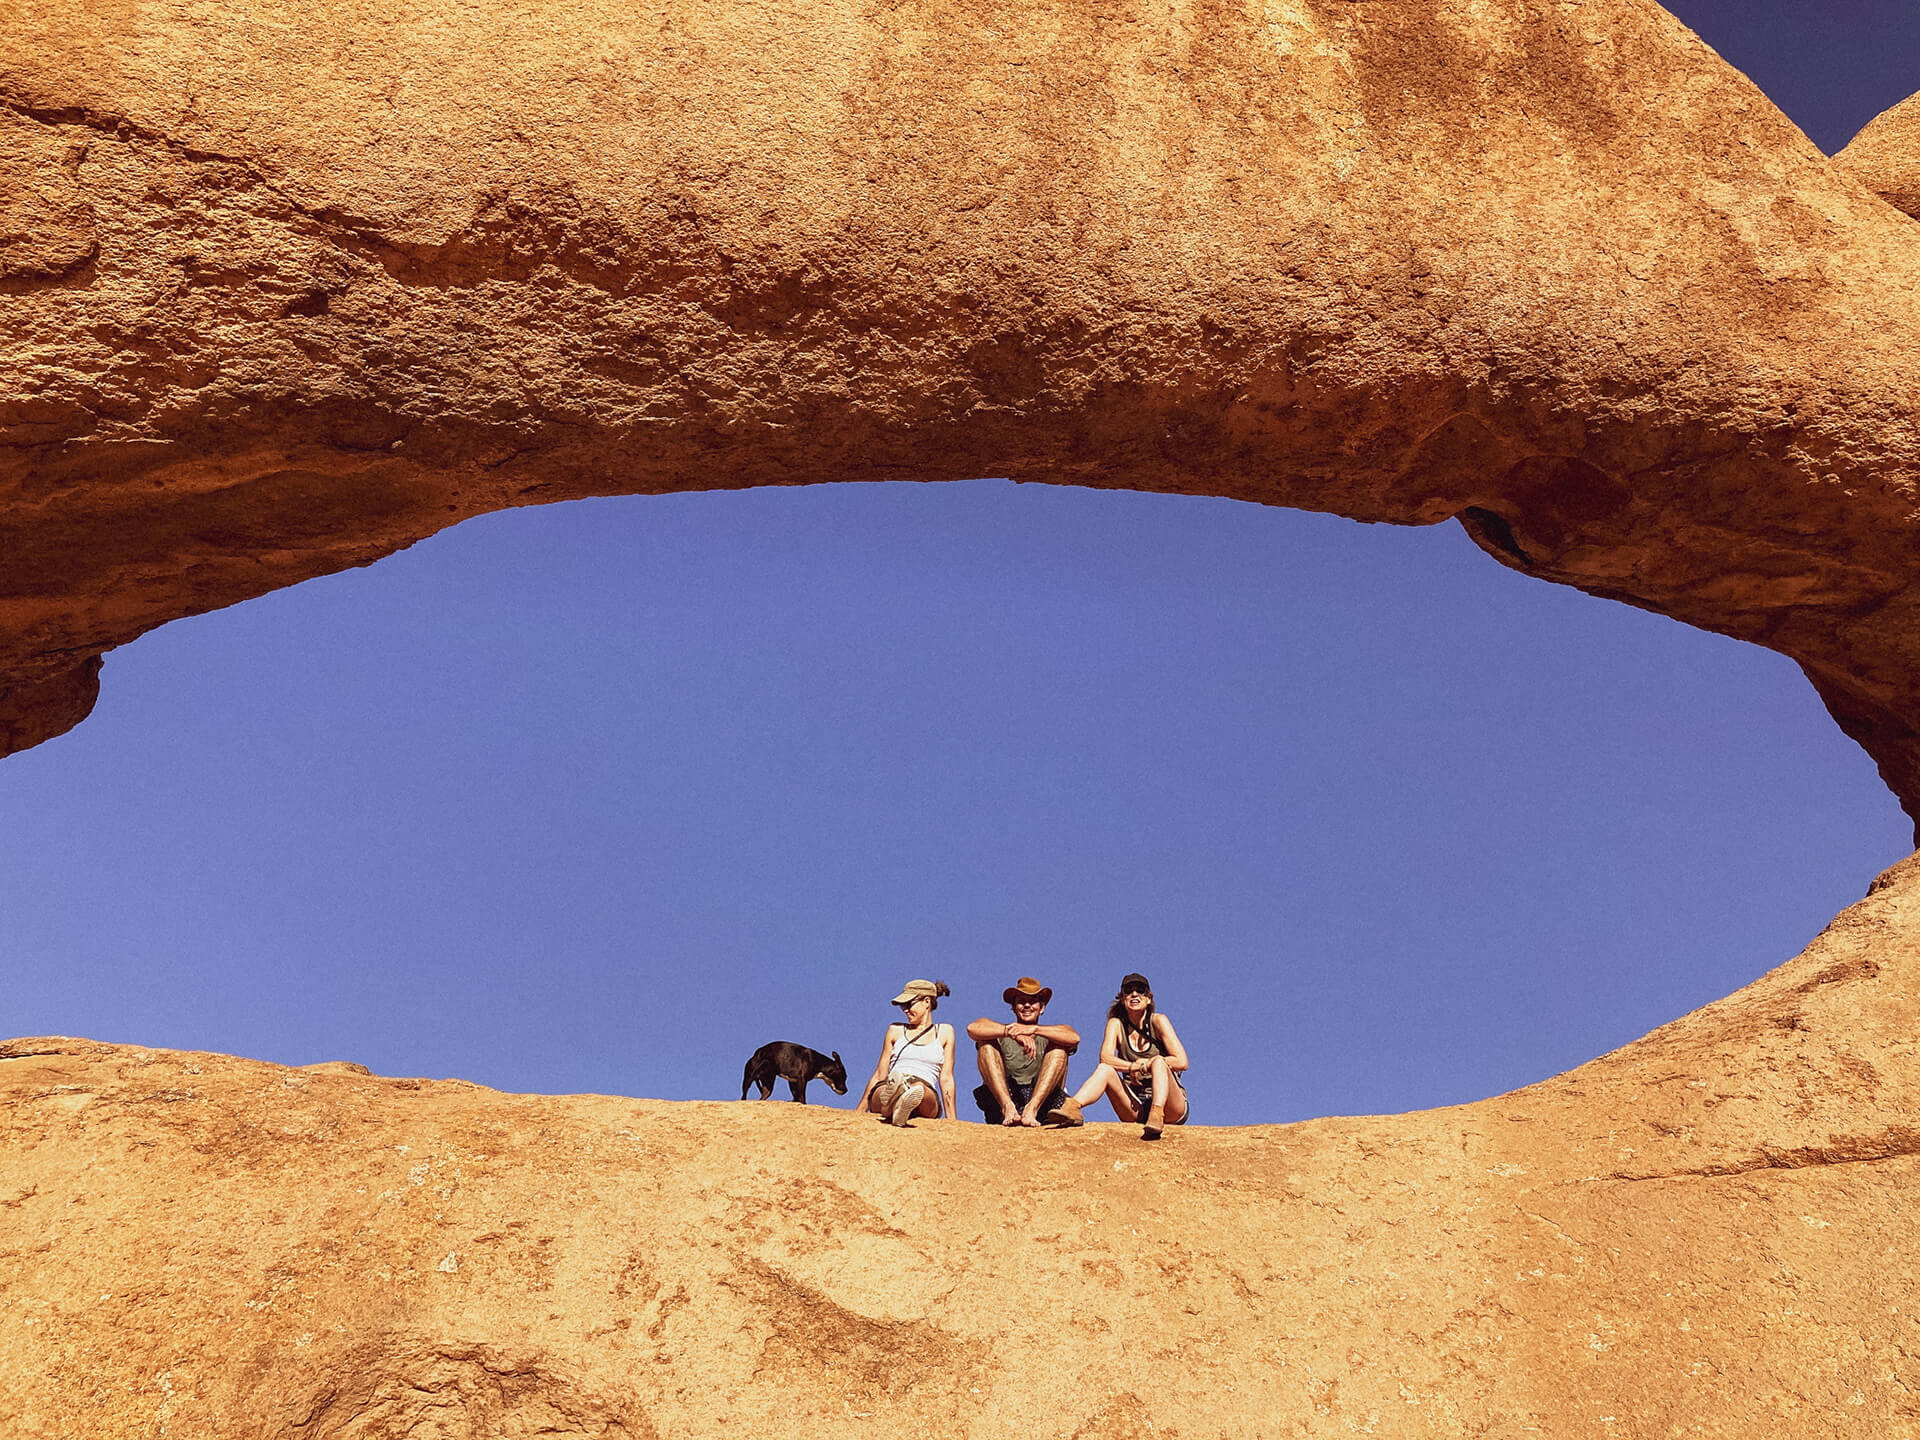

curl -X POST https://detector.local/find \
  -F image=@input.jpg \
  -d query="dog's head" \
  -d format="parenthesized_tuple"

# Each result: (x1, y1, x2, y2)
(821, 1051, 848, 1094)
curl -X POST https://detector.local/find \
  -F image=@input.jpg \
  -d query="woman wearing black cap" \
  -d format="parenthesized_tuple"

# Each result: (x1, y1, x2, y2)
(1052, 973, 1188, 1140)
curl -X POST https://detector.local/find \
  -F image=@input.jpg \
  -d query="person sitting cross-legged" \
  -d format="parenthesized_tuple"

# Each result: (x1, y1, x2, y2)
(967, 977, 1080, 1127)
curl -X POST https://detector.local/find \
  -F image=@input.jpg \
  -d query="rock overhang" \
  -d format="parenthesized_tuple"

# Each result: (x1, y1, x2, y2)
(6, 0, 1920, 836)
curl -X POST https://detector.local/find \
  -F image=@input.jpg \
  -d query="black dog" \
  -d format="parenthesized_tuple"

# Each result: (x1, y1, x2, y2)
(741, 1042, 849, 1103)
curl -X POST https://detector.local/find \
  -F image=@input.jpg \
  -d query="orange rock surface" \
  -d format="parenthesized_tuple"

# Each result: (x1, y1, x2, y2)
(1838, 89, 1920, 219)
(10, 8, 1920, 1430)
(9, 853, 1920, 1436)
(7, 1, 1920, 827)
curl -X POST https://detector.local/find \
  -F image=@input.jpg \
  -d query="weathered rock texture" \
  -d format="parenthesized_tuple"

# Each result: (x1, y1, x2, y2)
(1838, 89, 1920, 219)
(10, 852, 1920, 1436)
(7, 1, 1920, 826)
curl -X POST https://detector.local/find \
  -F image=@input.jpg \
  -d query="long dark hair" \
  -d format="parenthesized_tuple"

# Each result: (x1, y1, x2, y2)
(1108, 985, 1156, 1044)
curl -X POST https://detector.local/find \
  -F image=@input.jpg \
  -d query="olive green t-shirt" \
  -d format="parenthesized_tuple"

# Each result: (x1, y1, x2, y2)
(997, 1034, 1051, 1088)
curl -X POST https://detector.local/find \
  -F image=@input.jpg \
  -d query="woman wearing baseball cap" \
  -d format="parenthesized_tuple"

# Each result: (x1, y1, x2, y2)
(856, 978, 957, 1125)
(1051, 972, 1188, 1140)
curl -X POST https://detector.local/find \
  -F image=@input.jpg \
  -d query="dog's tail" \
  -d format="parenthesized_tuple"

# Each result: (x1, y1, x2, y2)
(741, 1057, 753, 1100)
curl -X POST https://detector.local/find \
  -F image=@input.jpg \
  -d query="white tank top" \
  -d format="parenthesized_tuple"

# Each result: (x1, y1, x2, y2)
(888, 1025, 945, 1087)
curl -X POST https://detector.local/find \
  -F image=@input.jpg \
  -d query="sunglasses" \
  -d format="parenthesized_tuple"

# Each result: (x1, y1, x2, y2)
(1121, 986, 1150, 996)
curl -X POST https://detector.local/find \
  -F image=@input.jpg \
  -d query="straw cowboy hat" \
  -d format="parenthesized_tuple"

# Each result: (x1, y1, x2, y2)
(1002, 975, 1053, 1006)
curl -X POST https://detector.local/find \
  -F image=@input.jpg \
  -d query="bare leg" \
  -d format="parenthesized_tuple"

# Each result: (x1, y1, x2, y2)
(1069, 1064, 1142, 1122)
(867, 1078, 940, 1124)
(1019, 1047, 1070, 1127)
(890, 1080, 932, 1125)
(1162, 1068, 1189, 1125)
(1142, 1057, 1184, 1139)
(1066, 1063, 1111, 1111)
(977, 1043, 1023, 1126)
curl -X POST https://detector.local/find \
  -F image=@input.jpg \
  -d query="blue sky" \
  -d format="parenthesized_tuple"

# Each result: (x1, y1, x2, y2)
(4, 3, 1916, 1124)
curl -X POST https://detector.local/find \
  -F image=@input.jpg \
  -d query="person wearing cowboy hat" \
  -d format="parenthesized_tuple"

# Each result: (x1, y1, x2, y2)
(965, 977, 1080, 1127)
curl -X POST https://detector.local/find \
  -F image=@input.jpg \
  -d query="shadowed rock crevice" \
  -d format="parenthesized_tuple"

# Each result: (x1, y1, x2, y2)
(276, 1341, 654, 1440)
(1594, 1125, 1920, 1183)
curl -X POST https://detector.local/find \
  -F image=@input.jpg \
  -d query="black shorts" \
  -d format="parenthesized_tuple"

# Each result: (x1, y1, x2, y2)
(974, 1078, 1066, 1123)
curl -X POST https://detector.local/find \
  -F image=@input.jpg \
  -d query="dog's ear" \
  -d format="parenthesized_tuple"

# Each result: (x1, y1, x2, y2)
(831, 1051, 841, 1061)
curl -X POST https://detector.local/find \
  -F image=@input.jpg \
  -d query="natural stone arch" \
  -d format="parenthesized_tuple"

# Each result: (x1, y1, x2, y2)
(11, 7, 1920, 1431)
(6, 0, 1920, 840)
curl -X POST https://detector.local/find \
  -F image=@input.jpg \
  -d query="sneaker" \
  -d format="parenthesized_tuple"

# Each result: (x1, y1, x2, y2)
(890, 1081, 926, 1127)
(1043, 1097, 1085, 1128)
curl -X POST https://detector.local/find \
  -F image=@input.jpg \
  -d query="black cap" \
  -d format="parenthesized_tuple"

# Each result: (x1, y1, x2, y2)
(1119, 972, 1152, 994)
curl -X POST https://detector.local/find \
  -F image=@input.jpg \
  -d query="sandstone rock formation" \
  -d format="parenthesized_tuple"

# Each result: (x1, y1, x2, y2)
(7, 1, 1920, 829)
(1838, 89, 1920, 219)
(9, 851, 1920, 1436)
(11, 11, 1920, 1425)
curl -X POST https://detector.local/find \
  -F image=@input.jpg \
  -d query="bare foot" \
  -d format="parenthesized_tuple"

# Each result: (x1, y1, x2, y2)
(1016, 1111, 1044, 1128)
(1000, 1111, 1024, 1127)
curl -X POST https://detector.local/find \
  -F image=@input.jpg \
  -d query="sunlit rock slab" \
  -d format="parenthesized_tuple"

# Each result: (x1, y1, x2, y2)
(1837, 88, 1920, 219)
(7, 854, 1920, 1436)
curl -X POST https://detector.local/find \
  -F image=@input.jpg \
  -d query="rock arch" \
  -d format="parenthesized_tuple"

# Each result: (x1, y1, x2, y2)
(12, 7, 1920, 1429)
(4, 0, 1920, 835)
